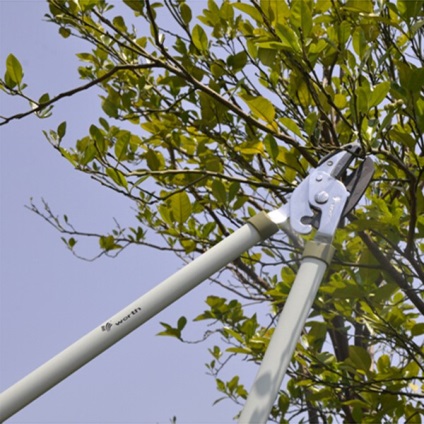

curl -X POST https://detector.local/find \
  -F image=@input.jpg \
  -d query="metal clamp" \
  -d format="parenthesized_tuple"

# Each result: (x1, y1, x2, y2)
(269, 142, 374, 243)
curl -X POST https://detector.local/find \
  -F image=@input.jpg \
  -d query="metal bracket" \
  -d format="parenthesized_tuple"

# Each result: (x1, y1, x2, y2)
(268, 142, 374, 244)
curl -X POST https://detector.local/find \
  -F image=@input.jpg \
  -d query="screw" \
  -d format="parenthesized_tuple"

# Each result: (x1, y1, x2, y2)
(315, 174, 323, 182)
(315, 191, 329, 204)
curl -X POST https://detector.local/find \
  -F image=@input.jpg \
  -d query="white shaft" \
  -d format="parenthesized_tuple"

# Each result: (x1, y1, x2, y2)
(0, 220, 272, 422)
(239, 256, 328, 423)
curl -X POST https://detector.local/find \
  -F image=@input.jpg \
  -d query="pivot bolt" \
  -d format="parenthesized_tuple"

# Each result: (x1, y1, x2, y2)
(315, 191, 329, 204)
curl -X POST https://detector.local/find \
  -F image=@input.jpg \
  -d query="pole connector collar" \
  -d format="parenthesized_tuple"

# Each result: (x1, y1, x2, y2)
(302, 240, 335, 266)
(248, 211, 279, 240)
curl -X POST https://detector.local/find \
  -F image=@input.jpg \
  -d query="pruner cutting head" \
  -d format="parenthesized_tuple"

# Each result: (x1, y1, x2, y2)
(270, 142, 374, 243)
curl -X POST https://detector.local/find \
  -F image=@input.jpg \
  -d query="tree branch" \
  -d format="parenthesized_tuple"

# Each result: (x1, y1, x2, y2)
(360, 231, 424, 316)
(0, 63, 157, 126)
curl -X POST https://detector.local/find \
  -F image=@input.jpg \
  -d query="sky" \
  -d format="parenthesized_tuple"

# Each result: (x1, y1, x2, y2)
(0, 1, 258, 423)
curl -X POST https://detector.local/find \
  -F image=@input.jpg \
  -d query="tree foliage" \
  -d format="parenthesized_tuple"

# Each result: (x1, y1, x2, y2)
(1, 0, 424, 422)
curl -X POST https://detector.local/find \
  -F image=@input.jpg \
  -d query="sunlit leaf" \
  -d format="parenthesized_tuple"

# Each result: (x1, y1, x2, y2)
(99, 235, 117, 251)
(233, 3, 263, 22)
(123, 0, 144, 14)
(192, 24, 208, 51)
(170, 191, 192, 224)
(280, 116, 302, 137)
(290, 0, 312, 37)
(348, 346, 372, 372)
(57, 121, 67, 140)
(212, 180, 227, 204)
(345, 0, 373, 13)
(241, 95, 275, 123)
(106, 168, 128, 188)
(357, 86, 369, 113)
(59, 27, 71, 38)
(369, 82, 391, 108)
(5, 54, 23, 87)
(180, 2, 192, 24)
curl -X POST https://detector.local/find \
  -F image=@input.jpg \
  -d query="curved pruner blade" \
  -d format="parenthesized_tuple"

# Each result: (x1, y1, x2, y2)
(342, 157, 375, 218)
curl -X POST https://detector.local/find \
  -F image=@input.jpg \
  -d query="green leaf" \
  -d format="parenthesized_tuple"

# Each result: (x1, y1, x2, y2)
(158, 203, 172, 226)
(89, 124, 107, 155)
(57, 121, 67, 140)
(257, 48, 276, 66)
(5, 54, 23, 88)
(280, 116, 302, 137)
(268, 0, 290, 24)
(333, 93, 347, 109)
(62, 236, 77, 249)
(157, 322, 182, 339)
(304, 112, 318, 136)
(219, 1, 234, 20)
(398, 0, 424, 19)
(357, 86, 369, 114)
(275, 24, 301, 52)
(352, 27, 367, 59)
(226, 346, 252, 355)
(411, 322, 424, 336)
(76, 136, 96, 165)
(241, 95, 275, 124)
(233, 3, 264, 22)
(264, 134, 279, 160)
(405, 405, 422, 424)
(180, 2, 192, 24)
(227, 51, 247, 72)
(290, 0, 312, 37)
(78, 0, 100, 12)
(99, 235, 117, 251)
(38, 93, 50, 105)
(306, 322, 327, 350)
(106, 168, 128, 188)
(377, 354, 391, 373)
(235, 140, 264, 156)
(177, 316, 187, 331)
(113, 16, 127, 33)
(223, 327, 245, 344)
(307, 39, 328, 64)
(102, 97, 119, 118)
(58, 147, 77, 167)
(345, 0, 373, 13)
(181, 238, 196, 253)
(123, 0, 144, 14)
(89, 124, 103, 142)
(389, 128, 416, 149)
(369, 82, 391, 108)
(339, 21, 352, 47)
(348, 345, 372, 372)
(170, 191, 192, 224)
(59, 27, 71, 38)
(192, 24, 208, 51)
(145, 149, 164, 170)
(211, 180, 227, 204)
(115, 134, 130, 161)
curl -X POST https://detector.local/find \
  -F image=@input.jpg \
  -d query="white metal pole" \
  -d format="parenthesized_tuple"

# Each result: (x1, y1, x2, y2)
(238, 241, 334, 424)
(0, 213, 278, 422)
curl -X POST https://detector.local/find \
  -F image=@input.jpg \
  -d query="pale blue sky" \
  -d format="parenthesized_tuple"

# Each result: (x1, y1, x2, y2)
(0, 1, 257, 422)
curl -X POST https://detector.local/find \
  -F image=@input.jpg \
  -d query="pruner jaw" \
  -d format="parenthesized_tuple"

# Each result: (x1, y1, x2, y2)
(269, 142, 374, 244)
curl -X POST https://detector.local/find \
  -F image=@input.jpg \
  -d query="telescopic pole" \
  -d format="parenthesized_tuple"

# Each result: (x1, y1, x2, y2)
(238, 241, 335, 423)
(1, 141, 371, 423)
(0, 212, 279, 422)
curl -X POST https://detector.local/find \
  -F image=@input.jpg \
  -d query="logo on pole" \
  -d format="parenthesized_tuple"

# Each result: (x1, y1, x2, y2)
(101, 322, 113, 332)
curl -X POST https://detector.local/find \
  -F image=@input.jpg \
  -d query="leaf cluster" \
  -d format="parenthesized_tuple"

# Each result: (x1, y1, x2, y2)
(1, 0, 424, 422)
